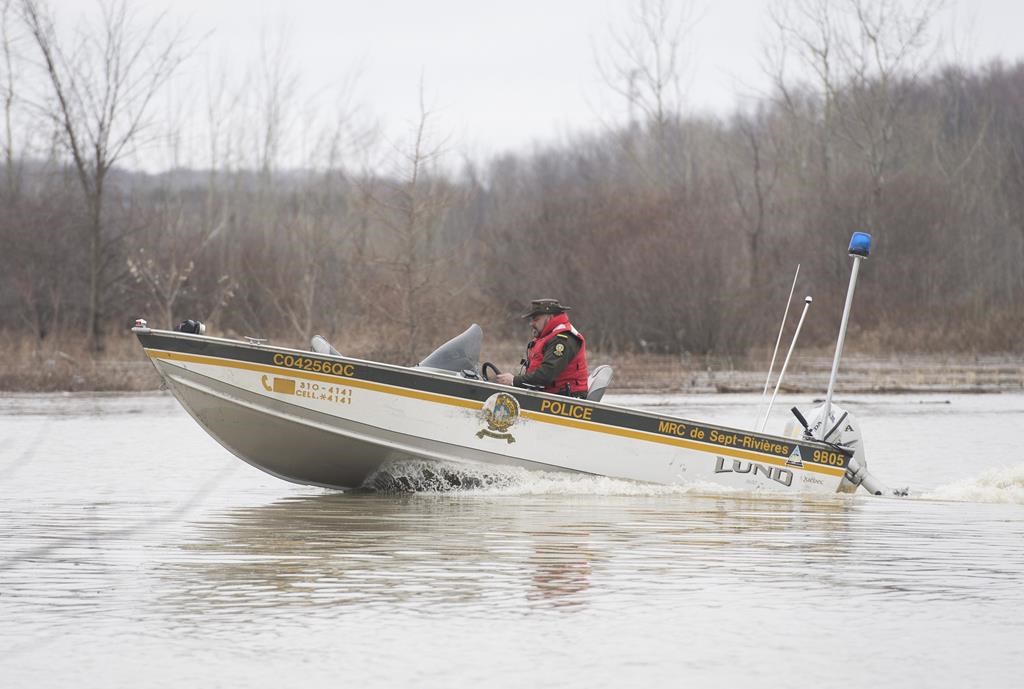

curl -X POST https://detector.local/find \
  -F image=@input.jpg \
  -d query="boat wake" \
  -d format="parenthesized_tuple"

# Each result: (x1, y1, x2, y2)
(920, 463, 1024, 505)
(364, 459, 741, 496)
(365, 459, 1024, 503)
(365, 459, 521, 493)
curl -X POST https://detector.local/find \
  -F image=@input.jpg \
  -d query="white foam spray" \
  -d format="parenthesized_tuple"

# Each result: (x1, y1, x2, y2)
(921, 463, 1024, 505)
(366, 458, 1024, 504)
(367, 458, 743, 497)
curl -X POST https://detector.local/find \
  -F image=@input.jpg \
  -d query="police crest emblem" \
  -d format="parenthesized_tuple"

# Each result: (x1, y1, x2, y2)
(477, 393, 519, 443)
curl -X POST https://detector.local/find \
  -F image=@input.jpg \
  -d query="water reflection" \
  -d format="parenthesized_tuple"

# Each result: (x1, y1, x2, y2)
(160, 492, 860, 622)
(527, 535, 593, 608)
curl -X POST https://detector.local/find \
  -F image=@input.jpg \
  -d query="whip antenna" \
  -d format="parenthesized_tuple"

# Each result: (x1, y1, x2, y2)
(755, 264, 800, 428)
(760, 296, 812, 432)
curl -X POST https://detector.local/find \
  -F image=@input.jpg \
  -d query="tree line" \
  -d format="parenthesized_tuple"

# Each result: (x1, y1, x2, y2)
(2, 0, 1023, 365)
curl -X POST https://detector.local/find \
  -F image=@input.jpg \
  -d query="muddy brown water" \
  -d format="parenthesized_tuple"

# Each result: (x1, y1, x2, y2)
(1, 392, 1022, 688)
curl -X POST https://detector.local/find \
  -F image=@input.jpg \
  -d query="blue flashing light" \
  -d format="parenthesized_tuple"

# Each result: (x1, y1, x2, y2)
(848, 232, 871, 258)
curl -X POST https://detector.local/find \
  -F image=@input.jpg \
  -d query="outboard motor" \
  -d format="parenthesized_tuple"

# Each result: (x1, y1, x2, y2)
(784, 402, 864, 494)
(785, 402, 893, 495)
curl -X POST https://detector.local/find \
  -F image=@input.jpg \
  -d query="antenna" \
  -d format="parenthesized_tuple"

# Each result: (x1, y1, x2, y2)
(759, 296, 812, 432)
(819, 232, 871, 439)
(755, 264, 800, 428)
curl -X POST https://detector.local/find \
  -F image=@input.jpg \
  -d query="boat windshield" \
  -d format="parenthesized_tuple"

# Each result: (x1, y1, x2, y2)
(417, 324, 482, 374)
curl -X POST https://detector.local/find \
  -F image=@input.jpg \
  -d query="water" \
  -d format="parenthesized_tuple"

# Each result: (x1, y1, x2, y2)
(1, 392, 1023, 688)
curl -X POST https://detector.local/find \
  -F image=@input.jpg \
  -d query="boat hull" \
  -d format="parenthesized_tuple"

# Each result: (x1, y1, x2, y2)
(137, 328, 853, 494)
(156, 359, 562, 489)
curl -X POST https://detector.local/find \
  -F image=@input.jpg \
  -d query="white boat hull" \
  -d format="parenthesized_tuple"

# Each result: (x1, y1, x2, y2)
(138, 328, 852, 494)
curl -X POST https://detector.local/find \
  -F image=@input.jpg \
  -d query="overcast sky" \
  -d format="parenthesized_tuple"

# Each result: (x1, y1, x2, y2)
(44, 0, 1024, 169)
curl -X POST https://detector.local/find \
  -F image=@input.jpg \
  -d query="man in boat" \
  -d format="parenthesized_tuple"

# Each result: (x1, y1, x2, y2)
(496, 298, 589, 398)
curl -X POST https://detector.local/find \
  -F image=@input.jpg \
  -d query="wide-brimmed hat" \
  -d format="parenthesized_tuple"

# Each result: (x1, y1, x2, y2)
(521, 298, 571, 319)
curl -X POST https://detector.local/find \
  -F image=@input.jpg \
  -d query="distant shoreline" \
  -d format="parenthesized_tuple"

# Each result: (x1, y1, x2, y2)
(2, 334, 1021, 394)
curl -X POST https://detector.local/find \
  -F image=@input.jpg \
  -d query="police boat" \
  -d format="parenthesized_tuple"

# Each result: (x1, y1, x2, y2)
(132, 233, 897, 496)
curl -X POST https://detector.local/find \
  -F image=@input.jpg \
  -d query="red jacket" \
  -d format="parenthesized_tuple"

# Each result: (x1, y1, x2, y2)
(525, 313, 589, 395)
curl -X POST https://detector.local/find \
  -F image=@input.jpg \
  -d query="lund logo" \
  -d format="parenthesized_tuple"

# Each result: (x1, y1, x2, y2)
(714, 456, 793, 487)
(477, 393, 519, 443)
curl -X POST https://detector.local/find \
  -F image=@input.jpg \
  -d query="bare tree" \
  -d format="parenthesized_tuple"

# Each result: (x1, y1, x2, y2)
(595, 0, 700, 183)
(1, 0, 21, 198)
(252, 21, 297, 181)
(725, 109, 782, 285)
(20, 0, 187, 349)
(126, 181, 228, 330)
(767, 0, 943, 228)
(839, 0, 942, 227)
(366, 82, 461, 363)
(597, 0, 696, 131)
(765, 0, 840, 188)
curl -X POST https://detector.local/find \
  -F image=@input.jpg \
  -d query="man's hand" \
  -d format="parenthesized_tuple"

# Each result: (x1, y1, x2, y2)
(495, 373, 514, 386)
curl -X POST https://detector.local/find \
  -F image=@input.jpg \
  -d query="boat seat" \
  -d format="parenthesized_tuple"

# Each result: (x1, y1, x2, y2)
(586, 365, 613, 402)
(310, 334, 341, 356)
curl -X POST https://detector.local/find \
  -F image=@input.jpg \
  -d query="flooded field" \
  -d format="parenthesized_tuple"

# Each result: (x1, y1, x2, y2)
(1, 392, 1023, 688)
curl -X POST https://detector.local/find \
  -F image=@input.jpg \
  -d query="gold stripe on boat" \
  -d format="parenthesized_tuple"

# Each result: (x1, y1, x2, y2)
(145, 348, 481, 410)
(145, 348, 846, 478)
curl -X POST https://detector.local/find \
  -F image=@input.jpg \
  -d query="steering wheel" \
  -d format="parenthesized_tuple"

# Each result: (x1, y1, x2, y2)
(481, 361, 501, 382)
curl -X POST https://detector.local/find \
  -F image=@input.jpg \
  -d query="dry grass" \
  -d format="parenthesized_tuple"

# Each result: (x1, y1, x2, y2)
(601, 350, 1024, 393)
(0, 331, 160, 392)
(1, 330, 1022, 394)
